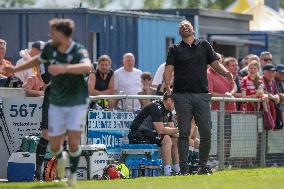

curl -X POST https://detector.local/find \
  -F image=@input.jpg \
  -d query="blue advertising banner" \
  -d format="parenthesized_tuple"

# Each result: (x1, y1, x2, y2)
(87, 110, 135, 159)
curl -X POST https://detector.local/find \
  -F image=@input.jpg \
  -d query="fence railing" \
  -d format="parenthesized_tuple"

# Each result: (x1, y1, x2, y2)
(88, 95, 284, 169)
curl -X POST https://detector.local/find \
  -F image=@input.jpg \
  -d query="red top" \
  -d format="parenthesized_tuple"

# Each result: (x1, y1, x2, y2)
(240, 76, 263, 111)
(207, 68, 236, 111)
(241, 76, 263, 96)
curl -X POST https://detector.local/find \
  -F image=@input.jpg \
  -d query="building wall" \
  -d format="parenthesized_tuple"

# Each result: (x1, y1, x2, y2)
(137, 18, 181, 74)
(0, 9, 183, 72)
(197, 15, 250, 38)
(0, 10, 86, 64)
(0, 9, 138, 70)
(87, 13, 138, 70)
(0, 13, 22, 63)
(137, 9, 251, 38)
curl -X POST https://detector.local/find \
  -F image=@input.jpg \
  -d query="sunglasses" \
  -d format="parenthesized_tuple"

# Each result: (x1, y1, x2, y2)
(263, 58, 272, 61)
(142, 78, 152, 81)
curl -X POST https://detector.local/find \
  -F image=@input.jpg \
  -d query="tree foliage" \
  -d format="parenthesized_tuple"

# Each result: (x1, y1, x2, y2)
(280, 0, 284, 9)
(204, 0, 235, 10)
(171, 0, 234, 9)
(0, 0, 35, 8)
(143, 0, 164, 9)
(172, 0, 201, 8)
(82, 0, 113, 9)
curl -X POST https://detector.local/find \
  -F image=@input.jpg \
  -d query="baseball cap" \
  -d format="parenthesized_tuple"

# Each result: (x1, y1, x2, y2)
(31, 41, 45, 51)
(263, 64, 276, 71)
(276, 64, 284, 73)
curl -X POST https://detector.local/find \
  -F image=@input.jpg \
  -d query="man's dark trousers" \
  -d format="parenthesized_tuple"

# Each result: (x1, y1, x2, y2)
(173, 93, 211, 174)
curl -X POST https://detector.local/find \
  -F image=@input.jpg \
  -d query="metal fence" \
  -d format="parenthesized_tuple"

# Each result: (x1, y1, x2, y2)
(210, 97, 265, 170)
(89, 95, 284, 169)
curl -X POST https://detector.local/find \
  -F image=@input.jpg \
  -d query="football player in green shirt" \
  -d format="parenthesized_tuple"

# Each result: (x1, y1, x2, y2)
(4, 18, 93, 186)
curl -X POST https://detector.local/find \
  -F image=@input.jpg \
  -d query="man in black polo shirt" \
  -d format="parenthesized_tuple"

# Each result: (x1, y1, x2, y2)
(128, 93, 179, 176)
(164, 20, 233, 175)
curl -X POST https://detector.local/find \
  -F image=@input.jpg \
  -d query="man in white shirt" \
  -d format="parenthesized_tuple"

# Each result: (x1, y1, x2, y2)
(15, 41, 45, 83)
(152, 63, 165, 88)
(114, 53, 142, 111)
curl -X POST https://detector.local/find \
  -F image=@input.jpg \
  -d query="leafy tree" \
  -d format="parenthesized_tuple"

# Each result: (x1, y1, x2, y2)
(171, 0, 234, 10)
(204, 0, 234, 10)
(280, 0, 284, 9)
(185, 0, 202, 8)
(143, 0, 164, 9)
(82, 0, 113, 9)
(0, 0, 35, 8)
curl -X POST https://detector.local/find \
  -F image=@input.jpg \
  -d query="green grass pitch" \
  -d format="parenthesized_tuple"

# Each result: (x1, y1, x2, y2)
(1, 167, 284, 189)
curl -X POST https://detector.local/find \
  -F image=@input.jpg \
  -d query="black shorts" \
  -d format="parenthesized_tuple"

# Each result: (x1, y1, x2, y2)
(40, 87, 49, 130)
(128, 130, 165, 146)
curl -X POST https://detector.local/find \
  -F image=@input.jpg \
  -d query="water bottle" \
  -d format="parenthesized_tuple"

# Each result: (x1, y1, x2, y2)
(132, 160, 139, 178)
(149, 159, 155, 177)
(139, 159, 146, 177)
(156, 159, 163, 176)
(128, 160, 133, 178)
(152, 159, 157, 177)
(143, 158, 148, 176)
(145, 159, 151, 177)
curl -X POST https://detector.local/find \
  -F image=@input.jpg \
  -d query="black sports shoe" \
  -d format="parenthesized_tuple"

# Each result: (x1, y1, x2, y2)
(34, 171, 43, 182)
(179, 172, 190, 176)
(188, 164, 198, 175)
(197, 166, 213, 175)
(170, 171, 180, 176)
(179, 169, 189, 175)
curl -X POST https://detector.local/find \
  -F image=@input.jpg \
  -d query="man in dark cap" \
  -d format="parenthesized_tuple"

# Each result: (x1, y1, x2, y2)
(32, 41, 45, 51)
(263, 64, 280, 106)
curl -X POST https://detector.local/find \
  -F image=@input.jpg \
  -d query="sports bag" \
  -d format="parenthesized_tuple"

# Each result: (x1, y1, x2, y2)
(43, 156, 57, 181)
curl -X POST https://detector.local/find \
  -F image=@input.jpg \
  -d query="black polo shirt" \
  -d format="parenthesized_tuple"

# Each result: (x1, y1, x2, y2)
(129, 100, 173, 133)
(166, 39, 219, 93)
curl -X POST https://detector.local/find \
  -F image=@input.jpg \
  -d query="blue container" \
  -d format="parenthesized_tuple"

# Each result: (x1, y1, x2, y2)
(7, 152, 36, 182)
(122, 144, 160, 166)
(7, 162, 34, 181)
(127, 158, 163, 178)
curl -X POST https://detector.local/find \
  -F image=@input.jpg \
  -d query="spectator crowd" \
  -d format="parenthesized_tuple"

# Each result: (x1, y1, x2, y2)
(1, 38, 284, 119)
(1, 31, 283, 178)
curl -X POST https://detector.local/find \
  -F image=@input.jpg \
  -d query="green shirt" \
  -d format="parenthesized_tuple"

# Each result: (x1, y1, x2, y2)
(39, 41, 90, 106)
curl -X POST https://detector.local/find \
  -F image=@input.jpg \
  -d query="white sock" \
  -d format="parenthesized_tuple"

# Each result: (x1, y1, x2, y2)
(189, 146, 194, 151)
(173, 164, 180, 173)
(194, 149, 199, 153)
(164, 165, 172, 176)
(49, 145, 63, 157)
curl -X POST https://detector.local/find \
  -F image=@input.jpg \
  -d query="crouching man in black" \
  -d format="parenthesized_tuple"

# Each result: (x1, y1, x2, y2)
(128, 93, 180, 176)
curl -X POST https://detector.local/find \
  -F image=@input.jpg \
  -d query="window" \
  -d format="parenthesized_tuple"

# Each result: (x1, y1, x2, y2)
(166, 37, 175, 54)
(88, 32, 100, 63)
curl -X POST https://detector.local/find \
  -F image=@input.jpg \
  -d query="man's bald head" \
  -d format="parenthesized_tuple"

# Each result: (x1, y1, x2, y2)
(123, 52, 135, 72)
